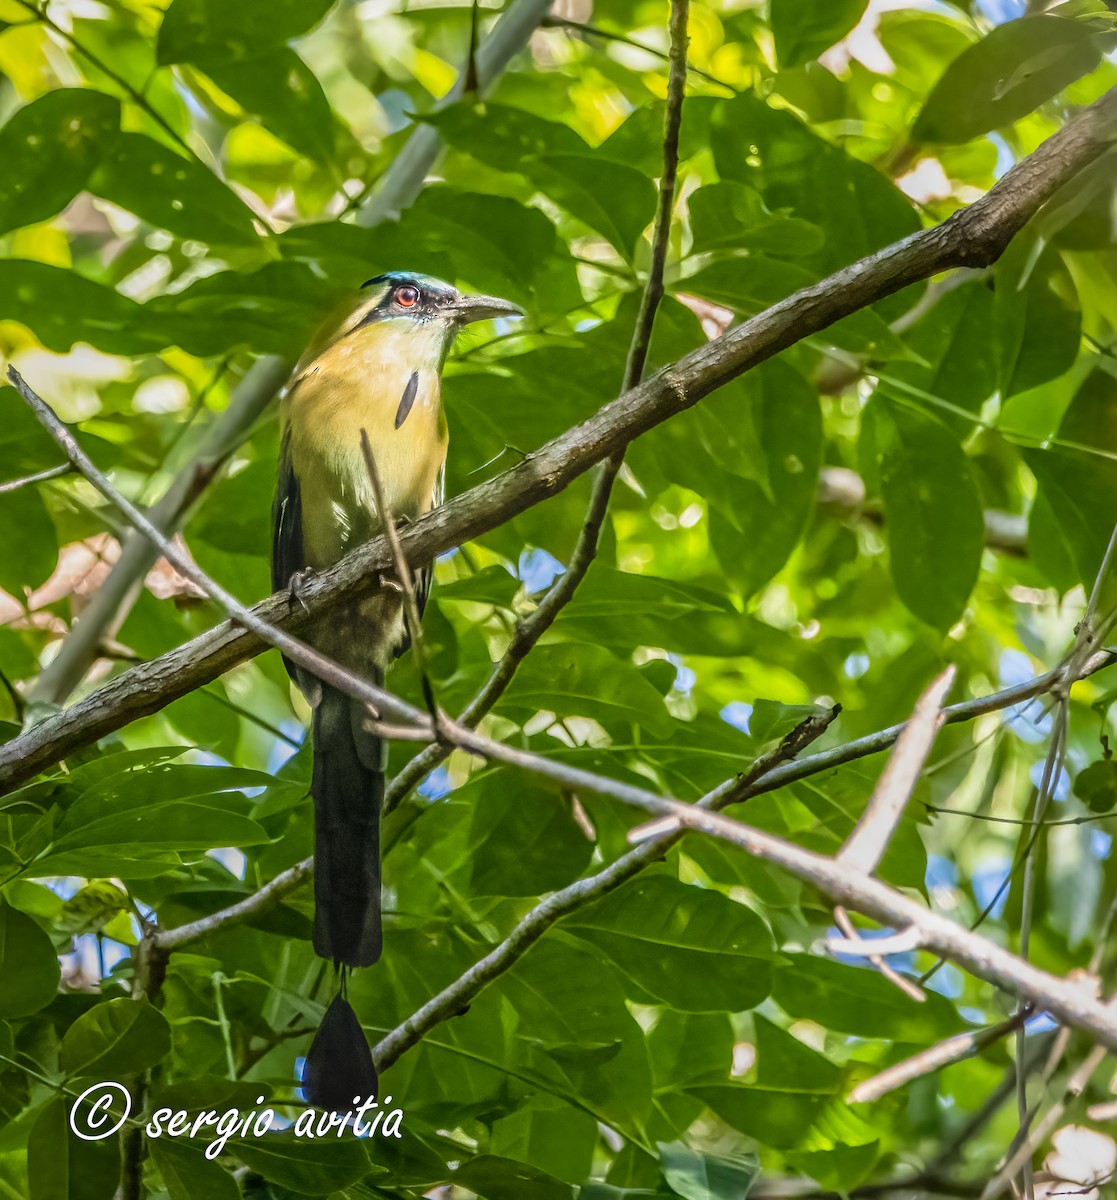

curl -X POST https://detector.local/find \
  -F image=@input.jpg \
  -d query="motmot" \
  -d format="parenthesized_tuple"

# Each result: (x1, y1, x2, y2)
(272, 271, 523, 1109)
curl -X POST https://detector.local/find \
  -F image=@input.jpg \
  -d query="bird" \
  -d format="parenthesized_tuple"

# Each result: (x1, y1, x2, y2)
(271, 270, 523, 1110)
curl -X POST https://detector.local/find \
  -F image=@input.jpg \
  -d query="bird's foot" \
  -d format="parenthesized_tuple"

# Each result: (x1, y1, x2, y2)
(287, 567, 319, 614)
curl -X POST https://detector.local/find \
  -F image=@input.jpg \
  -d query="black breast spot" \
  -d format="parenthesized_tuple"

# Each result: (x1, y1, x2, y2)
(395, 371, 420, 429)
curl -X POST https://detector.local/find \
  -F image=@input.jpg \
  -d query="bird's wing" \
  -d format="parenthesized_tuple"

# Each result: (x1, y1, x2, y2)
(272, 430, 306, 684)
(272, 428, 305, 594)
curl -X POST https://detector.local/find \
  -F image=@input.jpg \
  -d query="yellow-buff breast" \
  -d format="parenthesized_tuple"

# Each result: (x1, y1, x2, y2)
(283, 318, 449, 572)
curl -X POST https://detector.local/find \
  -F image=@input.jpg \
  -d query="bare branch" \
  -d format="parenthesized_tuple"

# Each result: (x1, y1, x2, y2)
(2, 87, 1116, 788)
(0, 463, 72, 495)
(830, 906, 926, 1002)
(840, 666, 956, 875)
(154, 859, 313, 953)
(849, 1009, 1032, 1105)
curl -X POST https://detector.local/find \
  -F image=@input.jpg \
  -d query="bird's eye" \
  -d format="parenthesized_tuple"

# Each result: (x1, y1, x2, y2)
(395, 285, 420, 308)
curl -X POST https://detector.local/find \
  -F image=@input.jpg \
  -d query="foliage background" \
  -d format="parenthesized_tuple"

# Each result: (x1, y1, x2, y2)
(2, 0, 1117, 1196)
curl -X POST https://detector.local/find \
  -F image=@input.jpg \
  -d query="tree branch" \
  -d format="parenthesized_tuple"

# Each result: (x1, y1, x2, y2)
(0, 463, 73, 495)
(839, 665, 954, 874)
(2, 85, 1116, 789)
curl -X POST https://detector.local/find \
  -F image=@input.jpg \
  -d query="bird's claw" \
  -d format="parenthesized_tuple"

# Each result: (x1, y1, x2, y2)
(288, 568, 318, 614)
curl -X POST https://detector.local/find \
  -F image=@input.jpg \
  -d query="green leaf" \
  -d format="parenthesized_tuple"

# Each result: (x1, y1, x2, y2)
(0, 89, 119, 236)
(149, 1137, 241, 1200)
(0, 260, 153, 355)
(61, 997, 172, 1077)
(37, 764, 273, 869)
(1074, 759, 1117, 813)
(1025, 368, 1117, 590)
(566, 875, 775, 1012)
(437, 564, 521, 607)
(530, 154, 657, 261)
(772, 955, 960, 1041)
(891, 279, 997, 422)
(467, 779, 594, 897)
(705, 361, 822, 598)
(861, 396, 983, 629)
(691, 1018, 839, 1150)
(658, 1140, 759, 1200)
(786, 1102, 880, 1192)
(649, 1011, 735, 1090)
(427, 102, 588, 171)
(494, 939, 654, 1134)
(687, 182, 823, 258)
(558, 567, 734, 620)
(157, 0, 337, 66)
(995, 242, 1080, 399)
(710, 93, 919, 291)
(0, 483, 57, 597)
(90, 132, 260, 246)
(914, 16, 1101, 144)
(229, 1130, 378, 1193)
(58, 881, 130, 937)
(203, 48, 336, 165)
(147, 260, 339, 356)
(499, 642, 673, 737)
(491, 1098, 598, 1185)
(771, 0, 869, 68)
(0, 899, 59, 1018)
(453, 1154, 575, 1200)
(28, 1095, 119, 1200)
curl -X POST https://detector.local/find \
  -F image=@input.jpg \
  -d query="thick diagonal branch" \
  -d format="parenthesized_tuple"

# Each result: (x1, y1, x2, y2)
(2, 84, 1116, 791)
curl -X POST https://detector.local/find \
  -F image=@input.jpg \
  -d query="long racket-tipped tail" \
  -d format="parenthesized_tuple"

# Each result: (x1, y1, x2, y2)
(310, 682, 384, 968)
(302, 988, 378, 1112)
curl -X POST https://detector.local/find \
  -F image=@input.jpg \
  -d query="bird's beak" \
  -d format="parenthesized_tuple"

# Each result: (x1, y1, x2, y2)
(446, 293, 526, 324)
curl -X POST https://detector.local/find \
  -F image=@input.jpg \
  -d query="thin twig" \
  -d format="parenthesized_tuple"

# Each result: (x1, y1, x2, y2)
(154, 859, 313, 953)
(358, 429, 441, 726)
(849, 1009, 1032, 1105)
(982, 1043, 1109, 1200)
(0, 463, 72, 495)
(830, 905, 926, 1002)
(541, 14, 737, 93)
(840, 665, 956, 875)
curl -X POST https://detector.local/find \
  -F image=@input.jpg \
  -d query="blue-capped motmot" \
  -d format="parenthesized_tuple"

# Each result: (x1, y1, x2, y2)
(272, 271, 523, 1109)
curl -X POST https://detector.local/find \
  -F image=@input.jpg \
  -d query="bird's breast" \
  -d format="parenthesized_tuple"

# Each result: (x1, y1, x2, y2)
(284, 322, 449, 571)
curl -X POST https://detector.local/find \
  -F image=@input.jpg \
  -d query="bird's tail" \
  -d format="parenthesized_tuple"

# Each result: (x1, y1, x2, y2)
(310, 680, 385, 968)
(303, 680, 383, 1111)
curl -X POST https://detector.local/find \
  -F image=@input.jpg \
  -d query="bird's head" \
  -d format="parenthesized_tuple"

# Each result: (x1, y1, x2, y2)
(295, 271, 524, 379)
(357, 271, 524, 337)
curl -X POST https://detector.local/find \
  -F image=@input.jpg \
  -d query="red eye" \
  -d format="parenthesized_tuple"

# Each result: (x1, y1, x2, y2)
(395, 285, 419, 308)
